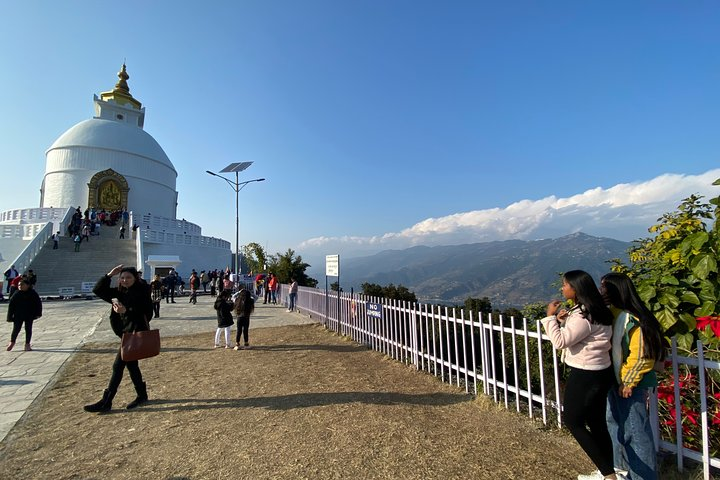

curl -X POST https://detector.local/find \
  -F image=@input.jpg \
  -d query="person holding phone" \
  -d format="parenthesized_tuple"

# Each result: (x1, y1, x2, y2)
(541, 270, 621, 480)
(85, 265, 154, 413)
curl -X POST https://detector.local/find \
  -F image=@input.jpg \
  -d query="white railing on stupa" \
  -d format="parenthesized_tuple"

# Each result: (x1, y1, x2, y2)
(135, 213, 202, 235)
(133, 213, 230, 249)
(0, 207, 72, 230)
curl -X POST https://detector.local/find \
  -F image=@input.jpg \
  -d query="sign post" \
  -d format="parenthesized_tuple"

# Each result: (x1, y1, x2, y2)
(325, 254, 340, 331)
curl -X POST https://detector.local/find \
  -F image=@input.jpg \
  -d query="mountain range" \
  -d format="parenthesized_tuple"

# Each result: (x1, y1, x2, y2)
(312, 233, 631, 308)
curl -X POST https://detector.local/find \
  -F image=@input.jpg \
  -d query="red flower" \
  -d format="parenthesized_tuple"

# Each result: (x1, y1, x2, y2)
(712, 410, 720, 426)
(696, 315, 720, 337)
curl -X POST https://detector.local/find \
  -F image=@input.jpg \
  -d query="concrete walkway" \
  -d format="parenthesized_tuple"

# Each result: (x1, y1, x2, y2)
(0, 292, 314, 443)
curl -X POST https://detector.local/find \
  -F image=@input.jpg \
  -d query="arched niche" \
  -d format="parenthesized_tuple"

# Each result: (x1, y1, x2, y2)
(87, 169, 129, 211)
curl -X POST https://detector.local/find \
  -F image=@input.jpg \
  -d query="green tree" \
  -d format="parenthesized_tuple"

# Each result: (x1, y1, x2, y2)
(521, 302, 549, 323)
(267, 249, 318, 288)
(242, 243, 267, 274)
(384, 284, 417, 303)
(464, 297, 493, 315)
(360, 282, 417, 302)
(361, 282, 384, 297)
(611, 180, 720, 351)
(330, 281, 341, 292)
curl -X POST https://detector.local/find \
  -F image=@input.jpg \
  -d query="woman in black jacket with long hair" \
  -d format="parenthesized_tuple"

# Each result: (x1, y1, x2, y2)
(85, 265, 154, 413)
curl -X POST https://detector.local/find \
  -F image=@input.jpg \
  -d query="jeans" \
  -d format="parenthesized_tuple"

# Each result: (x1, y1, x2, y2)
(563, 366, 615, 476)
(288, 292, 297, 311)
(607, 387, 657, 479)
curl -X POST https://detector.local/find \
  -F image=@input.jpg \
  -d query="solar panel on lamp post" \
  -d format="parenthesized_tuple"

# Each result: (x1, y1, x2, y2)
(206, 162, 265, 290)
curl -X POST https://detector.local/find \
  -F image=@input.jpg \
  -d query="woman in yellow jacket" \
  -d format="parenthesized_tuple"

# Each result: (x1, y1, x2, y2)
(600, 273, 665, 480)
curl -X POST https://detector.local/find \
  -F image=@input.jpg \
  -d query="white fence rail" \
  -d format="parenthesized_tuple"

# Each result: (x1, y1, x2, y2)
(280, 285, 719, 478)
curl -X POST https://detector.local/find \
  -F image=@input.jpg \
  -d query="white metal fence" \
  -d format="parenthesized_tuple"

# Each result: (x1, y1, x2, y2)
(279, 284, 719, 479)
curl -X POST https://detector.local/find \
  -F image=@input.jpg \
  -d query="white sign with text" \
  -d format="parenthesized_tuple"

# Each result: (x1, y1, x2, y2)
(325, 254, 339, 277)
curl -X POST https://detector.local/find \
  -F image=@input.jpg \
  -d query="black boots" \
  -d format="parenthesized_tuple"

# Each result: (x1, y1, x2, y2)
(83, 389, 116, 413)
(126, 381, 148, 410)
(84, 383, 148, 412)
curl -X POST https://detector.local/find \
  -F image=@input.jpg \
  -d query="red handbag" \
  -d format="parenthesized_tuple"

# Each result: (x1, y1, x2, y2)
(121, 328, 160, 361)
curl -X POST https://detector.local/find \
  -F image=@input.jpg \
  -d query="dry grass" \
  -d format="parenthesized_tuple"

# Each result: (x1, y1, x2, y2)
(0, 324, 696, 479)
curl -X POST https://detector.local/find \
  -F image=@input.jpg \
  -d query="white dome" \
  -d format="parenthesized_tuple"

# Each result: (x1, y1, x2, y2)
(47, 118, 176, 172)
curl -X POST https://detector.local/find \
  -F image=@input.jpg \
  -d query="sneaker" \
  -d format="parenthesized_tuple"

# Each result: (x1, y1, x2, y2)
(24, 343, 32, 351)
(6, 342, 15, 351)
(578, 472, 603, 480)
(578, 471, 626, 480)
(213, 344, 220, 349)
(233, 345, 240, 351)
(225, 345, 231, 349)
(244, 343, 250, 349)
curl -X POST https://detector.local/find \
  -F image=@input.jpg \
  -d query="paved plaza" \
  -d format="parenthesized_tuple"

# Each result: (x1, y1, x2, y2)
(0, 292, 314, 444)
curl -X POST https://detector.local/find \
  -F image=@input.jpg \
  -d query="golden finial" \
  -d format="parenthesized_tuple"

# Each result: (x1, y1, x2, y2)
(99, 62, 142, 109)
(114, 63, 130, 94)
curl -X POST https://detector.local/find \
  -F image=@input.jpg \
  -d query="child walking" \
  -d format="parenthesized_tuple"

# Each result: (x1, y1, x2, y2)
(213, 290, 234, 348)
(233, 288, 255, 350)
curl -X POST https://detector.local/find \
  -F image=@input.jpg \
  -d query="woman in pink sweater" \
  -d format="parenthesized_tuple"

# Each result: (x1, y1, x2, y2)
(542, 270, 620, 480)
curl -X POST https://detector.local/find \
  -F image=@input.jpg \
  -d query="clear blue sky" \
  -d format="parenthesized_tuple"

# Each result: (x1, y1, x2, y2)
(1, 1, 719, 268)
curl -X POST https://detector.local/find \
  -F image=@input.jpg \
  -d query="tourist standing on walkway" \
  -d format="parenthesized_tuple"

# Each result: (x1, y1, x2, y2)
(150, 274, 163, 319)
(164, 270, 177, 303)
(73, 233, 82, 252)
(213, 290, 234, 348)
(3, 265, 18, 294)
(263, 273, 273, 304)
(210, 273, 218, 297)
(233, 288, 255, 349)
(268, 273, 278, 304)
(287, 278, 298, 312)
(85, 265, 154, 413)
(52, 231, 60, 249)
(600, 273, 664, 480)
(189, 271, 200, 304)
(6, 276, 42, 352)
(541, 270, 619, 480)
(200, 270, 209, 293)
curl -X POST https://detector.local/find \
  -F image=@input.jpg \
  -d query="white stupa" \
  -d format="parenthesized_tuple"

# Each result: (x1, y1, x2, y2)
(0, 65, 231, 289)
(41, 64, 178, 218)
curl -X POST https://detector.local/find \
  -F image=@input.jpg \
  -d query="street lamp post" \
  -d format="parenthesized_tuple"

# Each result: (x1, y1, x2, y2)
(206, 163, 265, 289)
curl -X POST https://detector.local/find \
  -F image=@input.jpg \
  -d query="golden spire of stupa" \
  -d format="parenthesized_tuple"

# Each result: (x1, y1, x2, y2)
(100, 63, 142, 109)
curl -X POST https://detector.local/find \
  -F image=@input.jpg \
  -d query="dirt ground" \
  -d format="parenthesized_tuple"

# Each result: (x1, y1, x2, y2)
(0, 323, 601, 480)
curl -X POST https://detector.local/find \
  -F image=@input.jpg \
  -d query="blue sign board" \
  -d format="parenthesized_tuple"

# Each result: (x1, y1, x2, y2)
(366, 302, 382, 319)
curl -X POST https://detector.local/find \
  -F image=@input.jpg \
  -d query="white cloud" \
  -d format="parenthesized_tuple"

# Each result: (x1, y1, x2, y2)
(298, 169, 720, 256)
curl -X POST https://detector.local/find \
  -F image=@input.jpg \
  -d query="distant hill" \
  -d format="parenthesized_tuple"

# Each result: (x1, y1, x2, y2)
(331, 233, 631, 308)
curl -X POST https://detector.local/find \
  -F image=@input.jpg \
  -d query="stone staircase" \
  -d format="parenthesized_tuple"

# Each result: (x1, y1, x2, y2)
(28, 226, 137, 297)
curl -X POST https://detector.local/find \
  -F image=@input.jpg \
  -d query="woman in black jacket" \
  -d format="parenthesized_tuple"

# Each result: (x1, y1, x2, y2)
(85, 265, 154, 413)
(6, 276, 42, 351)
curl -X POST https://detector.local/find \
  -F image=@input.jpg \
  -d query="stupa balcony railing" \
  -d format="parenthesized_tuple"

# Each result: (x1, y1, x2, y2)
(138, 227, 230, 250)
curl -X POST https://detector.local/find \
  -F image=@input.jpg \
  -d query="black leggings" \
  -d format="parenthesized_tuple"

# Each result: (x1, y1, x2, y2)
(563, 366, 615, 476)
(236, 316, 250, 344)
(10, 319, 33, 344)
(108, 349, 144, 393)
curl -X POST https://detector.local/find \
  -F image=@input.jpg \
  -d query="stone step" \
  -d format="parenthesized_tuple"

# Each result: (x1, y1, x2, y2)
(28, 227, 137, 296)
